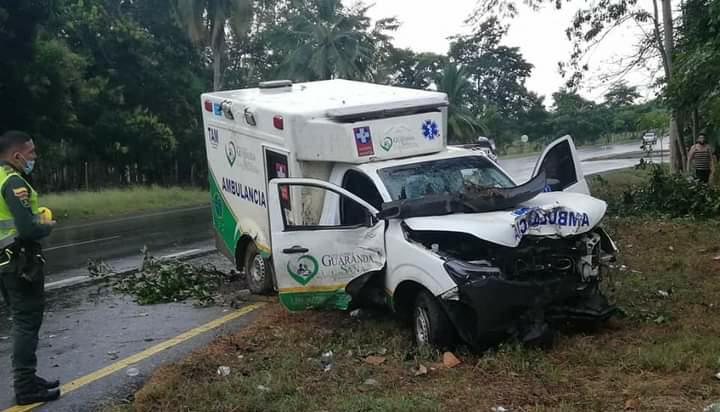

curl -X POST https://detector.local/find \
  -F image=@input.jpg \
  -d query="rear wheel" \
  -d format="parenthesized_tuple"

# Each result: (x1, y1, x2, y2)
(413, 290, 454, 348)
(244, 243, 274, 294)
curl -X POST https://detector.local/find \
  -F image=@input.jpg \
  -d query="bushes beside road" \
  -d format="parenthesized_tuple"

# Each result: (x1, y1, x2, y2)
(590, 165, 720, 219)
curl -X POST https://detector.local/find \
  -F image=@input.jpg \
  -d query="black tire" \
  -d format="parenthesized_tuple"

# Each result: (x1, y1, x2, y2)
(412, 290, 454, 348)
(243, 242, 274, 295)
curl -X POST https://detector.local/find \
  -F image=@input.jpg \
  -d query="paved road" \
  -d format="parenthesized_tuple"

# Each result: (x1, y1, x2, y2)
(0, 253, 257, 412)
(44, 205, 212, 276)
(499, 140, 669, 183)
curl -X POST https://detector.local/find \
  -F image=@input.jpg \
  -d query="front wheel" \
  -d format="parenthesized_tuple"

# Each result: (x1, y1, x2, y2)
(244, 243, 274, 294)
(412, 290, 454, 349)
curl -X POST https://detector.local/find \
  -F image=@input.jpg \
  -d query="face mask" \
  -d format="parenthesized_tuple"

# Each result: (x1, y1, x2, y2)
(19, 155, 35, 174)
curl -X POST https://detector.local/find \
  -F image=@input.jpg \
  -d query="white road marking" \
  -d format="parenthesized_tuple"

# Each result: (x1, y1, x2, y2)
(44, 235, 122, 251)
(45, 276, 90, 290)
(160, 249, 202, 260)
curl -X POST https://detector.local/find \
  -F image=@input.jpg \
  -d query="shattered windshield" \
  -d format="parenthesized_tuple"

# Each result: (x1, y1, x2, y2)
(378, 156, 514, 201)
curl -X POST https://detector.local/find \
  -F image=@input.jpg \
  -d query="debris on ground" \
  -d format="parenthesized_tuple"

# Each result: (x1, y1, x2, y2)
(491, 406, 508, 412)
(257, 385, 270, 392)
(107, 351, 119, 360)
(363, 355, 386, 366)
(0, 336, 8, 341)
(87, 258, 115, 278)
(442, 352, 462, 368)
(412, 364, 428, 376)
(714, 255, 720, 262)
(705, 403, 720, 412)
(216, 366, 231, 376)
(99, 247, 239, 306)
(657, 289, 670, 298)
(320, 351, 334, 372)
(126, 367, 140, 377)
(624, 398, 641, 410)
(714, 372, 720, 380)
(363, 378, 379, 386)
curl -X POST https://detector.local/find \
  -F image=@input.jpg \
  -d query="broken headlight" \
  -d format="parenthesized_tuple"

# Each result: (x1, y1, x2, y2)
(444, 260, 502, 283)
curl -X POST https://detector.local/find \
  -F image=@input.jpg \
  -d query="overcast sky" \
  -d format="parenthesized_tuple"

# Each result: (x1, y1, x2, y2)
(364, 0, 662, 107)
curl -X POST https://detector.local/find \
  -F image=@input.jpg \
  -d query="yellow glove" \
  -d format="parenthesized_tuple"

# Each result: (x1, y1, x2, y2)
(38, 207, 53, 224)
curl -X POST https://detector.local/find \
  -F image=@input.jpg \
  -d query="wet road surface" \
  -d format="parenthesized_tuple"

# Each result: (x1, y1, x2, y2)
(0, 253, 257, 412)
(44, 205, 212, 276)
(500, 140, 669, 183)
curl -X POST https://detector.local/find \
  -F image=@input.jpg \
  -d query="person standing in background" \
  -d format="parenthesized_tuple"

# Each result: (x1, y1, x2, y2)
(687, 134, 715, 183)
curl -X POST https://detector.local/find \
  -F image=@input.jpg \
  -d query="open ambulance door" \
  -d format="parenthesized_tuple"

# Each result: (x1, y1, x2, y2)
(531, 135, 590, 195)
(268, 178, 386, 311)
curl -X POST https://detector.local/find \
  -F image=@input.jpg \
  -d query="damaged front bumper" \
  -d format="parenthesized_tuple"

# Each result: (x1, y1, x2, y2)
(441, 271, 617, 349)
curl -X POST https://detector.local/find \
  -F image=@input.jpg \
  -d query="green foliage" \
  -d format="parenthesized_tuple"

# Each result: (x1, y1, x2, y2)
(43, 185, 207, 221)
(604, 81, 641, 107)
(109, 248, 237, 306)
(600, 165, 720, 218)
(668, 0, 720, 145)
(436, 64, 486, 143)
(269, 0, 390, 81)
(1, 0, 690, 195)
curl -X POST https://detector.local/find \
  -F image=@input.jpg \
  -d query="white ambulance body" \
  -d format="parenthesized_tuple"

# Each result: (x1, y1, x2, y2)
(201, 79, 616, 349)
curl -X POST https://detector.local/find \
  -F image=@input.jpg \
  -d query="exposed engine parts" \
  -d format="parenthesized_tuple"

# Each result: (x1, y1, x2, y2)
(404, 225, 613, 284)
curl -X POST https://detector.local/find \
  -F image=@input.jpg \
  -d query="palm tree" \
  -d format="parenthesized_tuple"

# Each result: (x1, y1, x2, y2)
(436, 63, 486, 143)
(279, 0, 373, 81)
(175, 0, 253, 90)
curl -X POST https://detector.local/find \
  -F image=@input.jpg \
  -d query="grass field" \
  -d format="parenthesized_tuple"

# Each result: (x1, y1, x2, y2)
(102, 169, 720, 412)
(43, 186, 208, 223)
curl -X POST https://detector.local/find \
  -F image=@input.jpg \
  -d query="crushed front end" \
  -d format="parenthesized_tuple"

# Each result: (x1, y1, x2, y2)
(407, 226, 619, 349)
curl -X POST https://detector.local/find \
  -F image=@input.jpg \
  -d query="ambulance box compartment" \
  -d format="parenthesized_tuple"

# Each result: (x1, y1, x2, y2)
(202, 79, 450, 164)
(293, 110, 447, 164)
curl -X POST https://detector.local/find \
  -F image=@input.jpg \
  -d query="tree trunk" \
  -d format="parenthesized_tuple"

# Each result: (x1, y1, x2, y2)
(660, 0, 684, 172)
(211, 5, 227, 91)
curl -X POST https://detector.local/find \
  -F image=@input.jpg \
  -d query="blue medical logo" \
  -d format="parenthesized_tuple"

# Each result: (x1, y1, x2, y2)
(213, 103, 222, 116)
(422, 120, 439, 140)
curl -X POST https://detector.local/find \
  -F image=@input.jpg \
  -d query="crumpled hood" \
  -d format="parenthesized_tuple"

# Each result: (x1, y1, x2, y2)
(404, 192, 607, 248)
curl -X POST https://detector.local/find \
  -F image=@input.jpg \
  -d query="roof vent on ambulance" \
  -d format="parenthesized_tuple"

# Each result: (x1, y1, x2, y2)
(258, 80, 293, 93)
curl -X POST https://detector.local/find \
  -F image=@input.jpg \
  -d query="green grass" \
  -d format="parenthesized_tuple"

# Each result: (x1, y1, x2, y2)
(43, 185, 209, 223)
(100, 166, 720, 412)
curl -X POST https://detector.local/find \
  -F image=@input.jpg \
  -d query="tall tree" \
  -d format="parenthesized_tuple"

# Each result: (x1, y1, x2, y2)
(436, 64, 485, 143)
(604, 81, 641, 107)
(379, 48, 447, 89)
(668, 0, 720, 147)
(448, 17, 541, 148)
(175, 0, 253, 90)
(0, 0, 50, 130)
(474, 0, 686, 171)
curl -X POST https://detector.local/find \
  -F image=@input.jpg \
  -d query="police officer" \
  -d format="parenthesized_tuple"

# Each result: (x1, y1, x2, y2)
(0, 131, 60, 405)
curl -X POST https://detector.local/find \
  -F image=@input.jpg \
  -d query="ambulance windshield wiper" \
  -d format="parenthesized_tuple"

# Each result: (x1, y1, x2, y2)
(379, 172, 547, 219)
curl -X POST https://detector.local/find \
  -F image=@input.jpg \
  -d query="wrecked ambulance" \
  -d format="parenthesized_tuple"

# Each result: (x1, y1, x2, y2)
(201, 79, 618, 349)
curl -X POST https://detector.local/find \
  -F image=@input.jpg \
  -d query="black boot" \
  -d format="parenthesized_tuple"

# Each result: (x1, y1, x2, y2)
(34, 376, 60, 390)
(15, 387, 61, 405)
